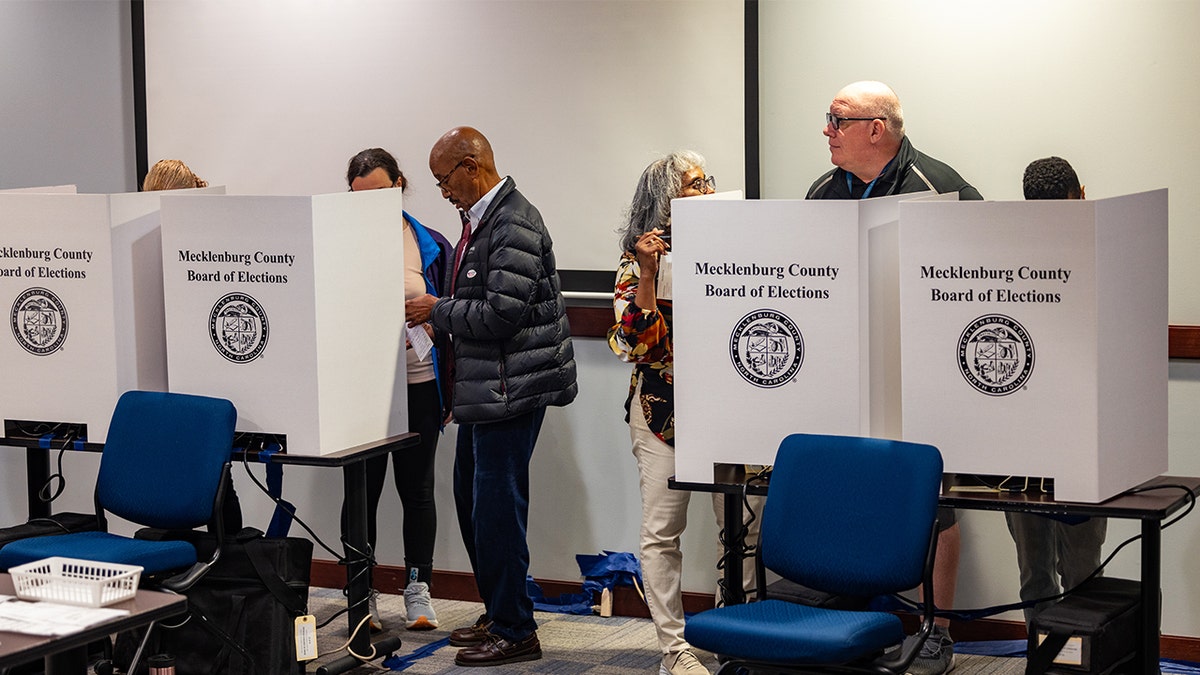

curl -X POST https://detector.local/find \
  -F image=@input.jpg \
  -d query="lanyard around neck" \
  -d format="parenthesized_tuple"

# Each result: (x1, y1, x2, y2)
(846, 156, 896, 199)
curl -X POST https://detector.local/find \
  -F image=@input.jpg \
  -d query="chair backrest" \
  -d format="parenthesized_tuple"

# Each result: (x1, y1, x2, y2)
(761, 433, 942, 598)
(97, 390, 237, 530)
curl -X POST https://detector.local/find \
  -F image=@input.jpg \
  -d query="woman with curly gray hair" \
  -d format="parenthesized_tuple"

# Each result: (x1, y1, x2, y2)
(608, 151, 737, 675)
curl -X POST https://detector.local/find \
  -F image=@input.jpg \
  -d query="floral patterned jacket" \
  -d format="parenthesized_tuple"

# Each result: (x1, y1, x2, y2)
(607, 251, 675, 445)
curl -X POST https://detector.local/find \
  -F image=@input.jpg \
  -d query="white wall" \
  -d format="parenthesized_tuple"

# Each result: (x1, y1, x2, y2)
(141, 0, 746, 272)
(0, 0, 136, 193)
(759, 0, 1200, 633)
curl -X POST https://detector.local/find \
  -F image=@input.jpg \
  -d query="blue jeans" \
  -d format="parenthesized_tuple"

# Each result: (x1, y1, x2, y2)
(453, 407, 545, 642)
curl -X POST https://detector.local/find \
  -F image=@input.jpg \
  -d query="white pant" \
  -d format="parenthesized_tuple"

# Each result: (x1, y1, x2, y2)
(629, 386, 762, 656)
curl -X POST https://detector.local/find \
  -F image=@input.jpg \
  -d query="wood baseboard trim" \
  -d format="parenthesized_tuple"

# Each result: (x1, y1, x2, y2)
(312, 559, 1200, 661)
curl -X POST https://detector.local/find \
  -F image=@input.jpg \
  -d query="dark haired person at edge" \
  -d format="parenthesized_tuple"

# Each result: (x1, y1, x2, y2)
(1006, 156, 1104, 627)
(405, 127, 577, 667)
(344, 147, 452, 632)
(609, 151, 761, 675)
(807, 80, 984, 675)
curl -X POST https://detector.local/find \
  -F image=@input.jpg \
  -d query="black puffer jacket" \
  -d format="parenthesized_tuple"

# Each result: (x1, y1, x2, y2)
(431, 178, 578, 424)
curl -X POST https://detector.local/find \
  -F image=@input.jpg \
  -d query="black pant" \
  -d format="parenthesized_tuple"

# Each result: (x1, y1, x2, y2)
(340, 379, 441, 572)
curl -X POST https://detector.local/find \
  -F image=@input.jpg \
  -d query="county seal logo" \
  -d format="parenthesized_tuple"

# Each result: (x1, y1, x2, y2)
(209, 292, 269, 363)
(729, 309, 804, 388)
(958, 314, 1034, 396)
(10, 288, 68, 356)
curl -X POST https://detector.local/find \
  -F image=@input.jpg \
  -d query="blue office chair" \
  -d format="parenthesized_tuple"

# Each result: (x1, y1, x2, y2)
(684, 433, 943, 675)
(0, 390, 237, 591)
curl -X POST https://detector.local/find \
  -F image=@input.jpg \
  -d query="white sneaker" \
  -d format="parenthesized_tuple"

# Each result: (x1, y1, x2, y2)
(403, 581, 439, 630)
(659, 649, 710, 675)
(368, 589, 383, 633)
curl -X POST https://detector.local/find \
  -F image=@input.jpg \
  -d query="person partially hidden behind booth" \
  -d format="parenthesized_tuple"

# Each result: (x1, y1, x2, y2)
(806, 80, 983, 675)
(1007, 156, 1104, 627)
(405, 126, 577, 667)
(142, 158, 208, 191)
(143, 157, 245, 535)
(609, 151, 761, 675)
(344, 147, 452, 632)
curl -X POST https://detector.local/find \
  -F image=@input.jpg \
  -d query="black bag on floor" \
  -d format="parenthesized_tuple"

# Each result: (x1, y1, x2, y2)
(117, 527, 313, 675)
(1026, 576, 1140, 675)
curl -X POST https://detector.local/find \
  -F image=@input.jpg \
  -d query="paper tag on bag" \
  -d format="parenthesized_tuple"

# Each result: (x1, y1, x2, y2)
(296, 614, 318, 661)
(1037, 632, 1083, 666)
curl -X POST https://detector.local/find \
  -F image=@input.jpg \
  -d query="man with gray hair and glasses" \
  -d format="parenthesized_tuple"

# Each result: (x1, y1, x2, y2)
(806, 80, 981, 675)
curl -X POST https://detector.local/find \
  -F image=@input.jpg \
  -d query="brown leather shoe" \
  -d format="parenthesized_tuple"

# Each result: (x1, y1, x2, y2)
(454, 631, 542, 667)
(448, 614, 494, 646)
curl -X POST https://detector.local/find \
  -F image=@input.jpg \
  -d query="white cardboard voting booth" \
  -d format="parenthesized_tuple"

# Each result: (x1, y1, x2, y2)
(0, 185, 78, 194)
(160, 191, 408, 456)
(0, 189, 217, 442)
(899, 190, 1168, 502)
(671, 194, 935, 482)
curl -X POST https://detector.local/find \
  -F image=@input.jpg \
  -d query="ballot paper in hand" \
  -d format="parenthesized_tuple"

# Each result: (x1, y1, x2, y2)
(656, 253, 672, 301)
(407, 323, 434, 362)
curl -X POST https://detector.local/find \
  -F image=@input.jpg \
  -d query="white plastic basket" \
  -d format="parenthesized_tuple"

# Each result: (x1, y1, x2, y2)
(8, 557, 143, 607)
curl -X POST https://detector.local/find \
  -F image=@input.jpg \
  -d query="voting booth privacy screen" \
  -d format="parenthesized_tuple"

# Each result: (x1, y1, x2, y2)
(670, 191, 1167, 502)
(671, 197, 873, 482)
(161, 191, 408, 456)
(0, 189, 220, 442)
(899, 190, 1168, 503)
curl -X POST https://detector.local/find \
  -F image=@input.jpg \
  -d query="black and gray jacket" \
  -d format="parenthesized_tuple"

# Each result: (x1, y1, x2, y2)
(431, 178, 578, 424)
(806, 136, 984, 201)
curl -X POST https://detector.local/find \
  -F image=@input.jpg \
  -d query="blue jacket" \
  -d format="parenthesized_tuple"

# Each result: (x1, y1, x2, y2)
(405, 211, 454, 421)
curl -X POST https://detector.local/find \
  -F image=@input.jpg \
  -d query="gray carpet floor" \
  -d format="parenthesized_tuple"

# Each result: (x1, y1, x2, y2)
(307, 588, 1026, 674)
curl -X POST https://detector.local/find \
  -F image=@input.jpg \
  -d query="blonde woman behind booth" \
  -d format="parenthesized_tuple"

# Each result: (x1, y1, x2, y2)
(608, 151, 760, 675)
(142, 159, 208, 191)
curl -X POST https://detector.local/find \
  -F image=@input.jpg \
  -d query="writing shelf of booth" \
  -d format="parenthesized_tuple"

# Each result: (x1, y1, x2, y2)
(230, 432, 420, 468)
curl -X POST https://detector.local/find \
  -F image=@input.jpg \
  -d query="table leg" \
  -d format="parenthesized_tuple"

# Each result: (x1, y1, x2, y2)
(43, 646, 87, 675)
(342, 460, 372, 658)
(722, 493, 746, 606)
(318, 461, 403, 675)
(1141, 519, 1161, 674)
(27, 447, 51, 519)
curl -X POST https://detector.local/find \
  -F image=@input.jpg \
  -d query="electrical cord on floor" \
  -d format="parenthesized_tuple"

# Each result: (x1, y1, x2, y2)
(888, 483, 1197, 622)
(329, 613, 377, 661)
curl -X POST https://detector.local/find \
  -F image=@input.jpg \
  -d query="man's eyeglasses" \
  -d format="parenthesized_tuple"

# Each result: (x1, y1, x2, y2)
(688, 175, 716, 193)
(825, 113, 886, 131)
(434, 158, 470, 190)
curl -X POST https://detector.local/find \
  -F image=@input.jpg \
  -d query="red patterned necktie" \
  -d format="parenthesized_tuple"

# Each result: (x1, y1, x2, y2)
(451, 209, 471, 295)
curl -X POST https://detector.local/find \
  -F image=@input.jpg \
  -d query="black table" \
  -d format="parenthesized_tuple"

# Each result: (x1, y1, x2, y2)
(671, 468, 1199, 674)
(0, 573, 187, 675)
(4, 431, 420, 675)
(942, 473, 1199, 675)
